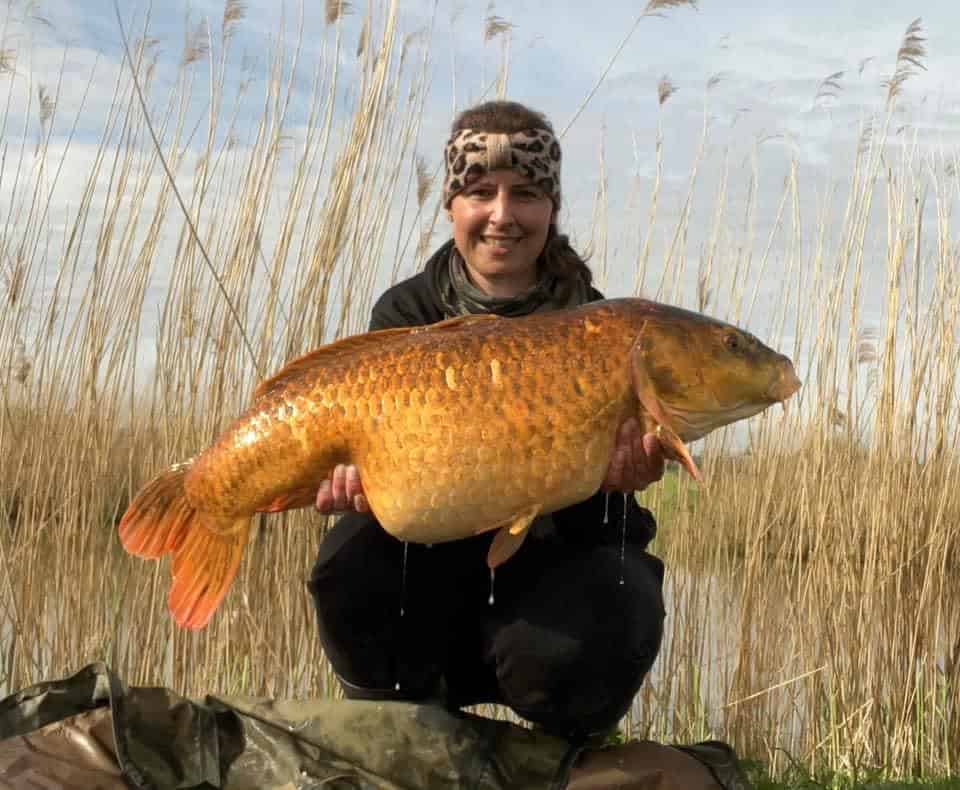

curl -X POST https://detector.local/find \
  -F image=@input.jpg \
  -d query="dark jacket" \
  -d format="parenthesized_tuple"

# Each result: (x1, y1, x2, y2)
(369, 240, 605, 329)
(309, 244, 664, 738)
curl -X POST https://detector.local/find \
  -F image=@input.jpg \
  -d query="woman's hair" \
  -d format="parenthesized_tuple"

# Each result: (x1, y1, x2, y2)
(449, 100, 593, 293)
(540, 225, 594, 296)
(450, 100, 555, 136)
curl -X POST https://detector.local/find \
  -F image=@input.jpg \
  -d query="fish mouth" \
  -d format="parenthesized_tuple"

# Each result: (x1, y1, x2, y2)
(768, 363, 802, 402)
(662, 363, 800, 440)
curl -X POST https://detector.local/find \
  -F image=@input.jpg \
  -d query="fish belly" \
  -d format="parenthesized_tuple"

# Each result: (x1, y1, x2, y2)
(351, 350, 632, 543)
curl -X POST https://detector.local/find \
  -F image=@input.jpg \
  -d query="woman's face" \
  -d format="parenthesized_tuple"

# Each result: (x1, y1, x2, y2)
(449, 169, 554, 297)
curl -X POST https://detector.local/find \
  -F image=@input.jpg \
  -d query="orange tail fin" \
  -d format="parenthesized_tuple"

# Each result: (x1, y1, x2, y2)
(119, 461, 250, 630)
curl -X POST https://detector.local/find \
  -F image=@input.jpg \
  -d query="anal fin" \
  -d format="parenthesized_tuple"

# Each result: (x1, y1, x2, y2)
(256, 486, 320, 513)
(169, 516, 249, 630)
(485, 505, 540, 569)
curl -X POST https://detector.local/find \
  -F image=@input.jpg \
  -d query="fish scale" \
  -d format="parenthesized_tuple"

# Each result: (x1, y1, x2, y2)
(119, 298, 800, 629)
(332, 319, 629, 539)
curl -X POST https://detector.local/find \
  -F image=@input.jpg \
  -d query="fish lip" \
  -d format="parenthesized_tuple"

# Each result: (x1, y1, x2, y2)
(769, 367, 802, 401)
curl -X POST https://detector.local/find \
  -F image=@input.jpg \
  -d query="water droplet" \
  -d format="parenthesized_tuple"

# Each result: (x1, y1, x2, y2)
(603, 491, 611, 524)
(396, 545, 408, 691)
(488, 568, 495, 605)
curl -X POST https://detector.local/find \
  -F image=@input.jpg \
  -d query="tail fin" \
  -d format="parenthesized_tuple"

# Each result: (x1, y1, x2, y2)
(119, 461, 250, 630)
(168, 516, 249, 629)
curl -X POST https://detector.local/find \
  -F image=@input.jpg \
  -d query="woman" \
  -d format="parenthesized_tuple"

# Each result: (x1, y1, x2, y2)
(308, 100, 667, 741)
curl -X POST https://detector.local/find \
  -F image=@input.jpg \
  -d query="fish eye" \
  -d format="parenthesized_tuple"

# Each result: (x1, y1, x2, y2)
(724, 332, 742, 352)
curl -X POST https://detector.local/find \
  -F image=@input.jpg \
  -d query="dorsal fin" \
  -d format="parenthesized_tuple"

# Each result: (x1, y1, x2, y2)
(253, 313, 501, 402)
(411, 313, 501, 331)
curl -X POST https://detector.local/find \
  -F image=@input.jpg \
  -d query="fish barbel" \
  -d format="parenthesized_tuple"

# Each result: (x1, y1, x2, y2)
(119, 298, 800, 629)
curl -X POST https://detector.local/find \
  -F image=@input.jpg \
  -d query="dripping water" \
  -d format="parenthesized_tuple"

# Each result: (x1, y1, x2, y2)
(396, 541, 410, 692)
(488, 568, 495, 605)
(603, 491, 611, 524)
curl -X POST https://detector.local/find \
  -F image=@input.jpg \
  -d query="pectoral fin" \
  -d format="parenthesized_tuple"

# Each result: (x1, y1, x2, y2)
(485, 505, 541, 569)
(655, 424, 703, 482)
(631, 340, 703, 483)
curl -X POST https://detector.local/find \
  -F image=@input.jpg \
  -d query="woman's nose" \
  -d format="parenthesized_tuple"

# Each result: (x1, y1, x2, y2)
(488, 189, 515, 225)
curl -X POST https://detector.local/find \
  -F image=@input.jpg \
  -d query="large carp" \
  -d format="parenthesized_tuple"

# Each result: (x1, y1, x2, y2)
(119, 299, 800, 629)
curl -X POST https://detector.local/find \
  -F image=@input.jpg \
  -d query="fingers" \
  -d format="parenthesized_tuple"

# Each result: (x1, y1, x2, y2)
(601, 419, 635, 492)
(344, 465, 369, 512)
(602, 419, 666, 493)
(617, 416, 639, 446)
(602, 446, 628, 492)
(315, 465, 369, 513)
(626, 430, 665, 490)
(640, 432, 666, 483)
(315, 479, 333, 512)
(330, 464, 350, 511)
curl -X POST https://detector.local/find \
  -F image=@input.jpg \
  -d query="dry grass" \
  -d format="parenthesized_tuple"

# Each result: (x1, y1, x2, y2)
(0, 4, 957, 782)
(620, 19, 960, 777)
(657, 76, 678, 106)
(0, 0, 426, 699)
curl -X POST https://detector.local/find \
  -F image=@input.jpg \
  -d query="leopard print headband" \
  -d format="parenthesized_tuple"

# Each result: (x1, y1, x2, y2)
(443, 127, 562, 208)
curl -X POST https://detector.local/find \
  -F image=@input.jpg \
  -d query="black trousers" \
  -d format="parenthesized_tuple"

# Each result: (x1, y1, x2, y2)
(308, 497, 665, 739)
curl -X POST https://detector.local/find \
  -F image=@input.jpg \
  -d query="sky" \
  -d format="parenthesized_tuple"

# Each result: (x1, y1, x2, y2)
(2, 0, 959, 416)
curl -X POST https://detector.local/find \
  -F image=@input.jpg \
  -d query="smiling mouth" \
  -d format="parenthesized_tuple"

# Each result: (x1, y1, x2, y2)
(482, 235, 523, 244)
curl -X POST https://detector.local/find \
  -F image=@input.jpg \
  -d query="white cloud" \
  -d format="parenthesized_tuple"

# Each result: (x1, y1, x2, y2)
(1, 0, 958, 389)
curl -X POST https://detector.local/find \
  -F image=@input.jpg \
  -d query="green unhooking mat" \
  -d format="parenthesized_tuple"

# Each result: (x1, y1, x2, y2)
(0, 663, 751, 789)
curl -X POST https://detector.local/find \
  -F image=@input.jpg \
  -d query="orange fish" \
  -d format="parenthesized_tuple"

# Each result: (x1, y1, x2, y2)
(119, 299, 800, 629)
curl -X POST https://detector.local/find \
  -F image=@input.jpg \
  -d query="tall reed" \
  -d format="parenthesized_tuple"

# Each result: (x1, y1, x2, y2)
(627, 19, 960, 778)
(0, 0, 432, 700)
(0, 5, 957, 781)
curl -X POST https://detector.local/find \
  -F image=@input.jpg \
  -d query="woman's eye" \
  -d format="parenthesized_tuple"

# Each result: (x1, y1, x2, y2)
(724, 333, 741, 351)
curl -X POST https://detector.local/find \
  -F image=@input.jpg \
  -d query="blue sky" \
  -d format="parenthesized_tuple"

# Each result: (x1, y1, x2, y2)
(3, 0, 959, 355)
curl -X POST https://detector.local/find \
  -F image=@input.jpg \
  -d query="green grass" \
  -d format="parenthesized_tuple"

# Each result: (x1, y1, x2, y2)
(635, 463, 701, 561)
(637, 464, 698, 523)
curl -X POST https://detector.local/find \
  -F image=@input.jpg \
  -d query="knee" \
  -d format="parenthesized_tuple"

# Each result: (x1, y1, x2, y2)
(490, 618, 656, 739)
(306, 516, 409, 695)
(488, 545, 666, 738)
(489, 620, 577, 724)
(307, 516, 409, 656)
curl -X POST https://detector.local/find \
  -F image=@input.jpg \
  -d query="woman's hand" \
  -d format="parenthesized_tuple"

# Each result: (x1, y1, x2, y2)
(315, 464, 370, 514)
(601, 417, 666, 493)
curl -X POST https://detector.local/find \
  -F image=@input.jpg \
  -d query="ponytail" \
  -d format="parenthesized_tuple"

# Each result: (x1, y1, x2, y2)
(540, 225, 593, 301)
